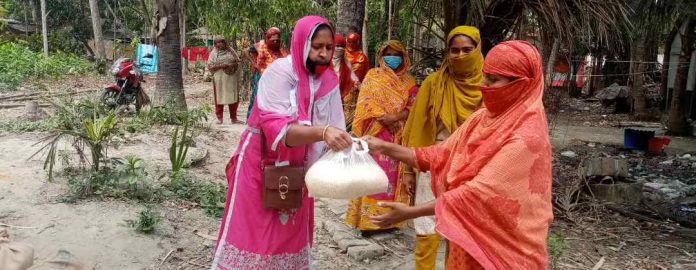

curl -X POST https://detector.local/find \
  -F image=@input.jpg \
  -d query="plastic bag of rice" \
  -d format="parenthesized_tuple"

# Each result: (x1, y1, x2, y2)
(305, 138, 388, 199)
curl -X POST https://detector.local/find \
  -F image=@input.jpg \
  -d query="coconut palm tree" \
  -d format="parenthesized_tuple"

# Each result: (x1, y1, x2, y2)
(441, 0, 632, 55)
(154, 0, 187, 110)
(337, 0, 366, 35)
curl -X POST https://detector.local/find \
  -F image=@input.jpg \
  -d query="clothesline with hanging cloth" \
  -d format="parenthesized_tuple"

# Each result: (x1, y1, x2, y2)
(181, 47, 210, 62)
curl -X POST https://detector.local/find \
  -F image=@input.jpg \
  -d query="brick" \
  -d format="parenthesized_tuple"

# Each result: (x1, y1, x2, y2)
(347, 244, 384, 260)
(337, 238, 371, 251)
(323, 220, 349, 235)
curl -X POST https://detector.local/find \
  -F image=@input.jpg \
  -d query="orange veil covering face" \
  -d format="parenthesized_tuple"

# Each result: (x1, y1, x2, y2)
(345, 32, 370, 82)
(415, 41, 553, 269)
(255, 27, 288, 74)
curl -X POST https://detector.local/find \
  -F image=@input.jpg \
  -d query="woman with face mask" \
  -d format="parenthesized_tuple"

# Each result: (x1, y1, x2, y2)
(363, 40, 553, 270)
(400, 26, 485, 269)
(211, 17, 352, 269)
(245, 27, 289, 120)
(345, 40, 418, 233)
(332, 34, 360, 130)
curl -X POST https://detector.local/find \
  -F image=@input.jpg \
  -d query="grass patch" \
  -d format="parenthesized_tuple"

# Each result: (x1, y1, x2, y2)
(124, 205, 161, 234)
(166, 172, 226, 218)
(61, 166, 163, 203)
(62, 166, 226, 218)
(548, 231, 568, 269)
(0, 42, 94, 91)
(0, 118, 58, 132)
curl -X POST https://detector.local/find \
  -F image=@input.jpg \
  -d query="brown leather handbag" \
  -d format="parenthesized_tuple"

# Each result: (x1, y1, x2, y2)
(260, 130, 306, 209)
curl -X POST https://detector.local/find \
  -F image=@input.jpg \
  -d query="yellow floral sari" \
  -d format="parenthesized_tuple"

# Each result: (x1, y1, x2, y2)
(345, 40, 417, 231)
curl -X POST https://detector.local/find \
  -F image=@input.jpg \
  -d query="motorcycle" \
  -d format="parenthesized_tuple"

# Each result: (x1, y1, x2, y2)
(102, 57, 150, 112)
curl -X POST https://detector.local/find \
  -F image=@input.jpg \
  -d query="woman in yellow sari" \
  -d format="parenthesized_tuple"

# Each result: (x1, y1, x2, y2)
(402, 26, 484, 269)
(345, 40, 418, 232)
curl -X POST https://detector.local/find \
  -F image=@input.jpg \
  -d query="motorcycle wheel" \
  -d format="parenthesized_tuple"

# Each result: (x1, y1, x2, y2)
(102, 89, 119, 109)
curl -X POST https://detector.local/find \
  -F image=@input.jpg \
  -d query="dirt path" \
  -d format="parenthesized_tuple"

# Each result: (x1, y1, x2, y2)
(0, 135, 173, 269)
(550, 124, 696, 154)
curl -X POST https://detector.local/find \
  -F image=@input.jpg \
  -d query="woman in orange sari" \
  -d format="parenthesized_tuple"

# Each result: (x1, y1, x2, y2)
(345, 40, 418, 232)
(364, 41, 553, 269)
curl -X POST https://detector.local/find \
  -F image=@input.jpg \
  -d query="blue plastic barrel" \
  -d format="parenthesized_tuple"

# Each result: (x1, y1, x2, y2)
(624, 128, 655, 150)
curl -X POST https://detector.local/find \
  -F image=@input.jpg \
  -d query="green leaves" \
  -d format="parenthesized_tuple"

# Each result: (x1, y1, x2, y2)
(125, 206, 161, 234)
(122, 155, 146, 185)
(0, 43, 93, 91)
(84, 113, 117, 146)
(169, 118, 190, 178)
(31, 104, 118, 181)
(196, 0, 335, 39)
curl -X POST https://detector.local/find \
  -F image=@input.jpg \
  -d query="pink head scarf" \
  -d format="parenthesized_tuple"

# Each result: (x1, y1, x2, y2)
(290, 15, 338, 124)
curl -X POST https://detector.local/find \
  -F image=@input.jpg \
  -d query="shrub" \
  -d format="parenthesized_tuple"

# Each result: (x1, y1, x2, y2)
(0, 42, 93, 91)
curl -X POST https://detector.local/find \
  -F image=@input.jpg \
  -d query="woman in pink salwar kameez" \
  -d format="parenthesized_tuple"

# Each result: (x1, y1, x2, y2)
(211, 16, 353, 270)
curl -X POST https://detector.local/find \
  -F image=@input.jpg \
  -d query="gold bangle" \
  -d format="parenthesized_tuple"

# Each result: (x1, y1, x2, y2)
(321, 125, 331, 141)
(403, 171, 415, 175)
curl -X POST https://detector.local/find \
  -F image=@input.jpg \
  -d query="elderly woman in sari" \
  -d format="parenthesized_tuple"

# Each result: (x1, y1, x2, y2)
(364, 41, 553, 269)
(401, 26, 484, 269)
(345, 40, 418, 233)
(211, 16, 352, 269)
(207, 36, 242, 124)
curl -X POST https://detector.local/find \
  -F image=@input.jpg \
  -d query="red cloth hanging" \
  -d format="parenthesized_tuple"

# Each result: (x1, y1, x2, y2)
(181, 47, 210, 62)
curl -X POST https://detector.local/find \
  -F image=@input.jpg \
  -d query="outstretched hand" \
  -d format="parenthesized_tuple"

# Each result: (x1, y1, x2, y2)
(323, 126, 352, 151)
(368, 202, 413, 228)
(362, 135, 388, 155)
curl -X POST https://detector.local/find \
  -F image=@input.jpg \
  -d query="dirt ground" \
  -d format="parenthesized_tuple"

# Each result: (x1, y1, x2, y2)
(1, 75, 695, 269)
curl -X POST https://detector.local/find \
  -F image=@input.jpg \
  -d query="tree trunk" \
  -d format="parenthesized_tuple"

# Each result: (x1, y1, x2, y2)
(361, 1, 368, 52)
(39, 0, 47, 56)
(660, 25, 679, 104)
(30, 0, 39, 27)
(412, 20, 421, 64)
(336, 0, 366, 35)
(88, 0, 106, 59)
(77, 35, 96, 57)
(629, 32, 648, 118)
(668, 19, 695, 135)
(150, 0, 158, 43)
(180, 0, 187, 76)
(442, 0, 461, 37)
(154, 0, 187, 110)
(545, 39, 559, 88)
(387, 0, 392, 40)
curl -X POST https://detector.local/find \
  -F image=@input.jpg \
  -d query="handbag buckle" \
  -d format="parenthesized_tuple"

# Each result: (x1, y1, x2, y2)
(278, 176, 290, 200)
